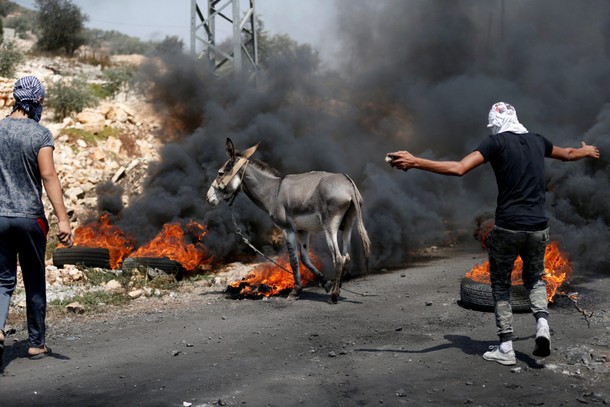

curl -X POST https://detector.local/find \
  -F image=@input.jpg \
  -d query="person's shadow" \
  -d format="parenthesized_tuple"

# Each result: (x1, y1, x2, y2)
(1, 339, 71, 373)
(355, 334, 545, 369)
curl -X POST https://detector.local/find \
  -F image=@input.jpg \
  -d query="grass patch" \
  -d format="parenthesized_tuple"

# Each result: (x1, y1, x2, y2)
(183, 271, 214, 284)
(88, 82, 112, 99)
(50, 290, 131, 312)
(60, 127, 98, 145)
(82, 267, 132, 287)
(97, 125, 122, 139)
(60, 125, 121, 146)
(147, 274, 180, 291)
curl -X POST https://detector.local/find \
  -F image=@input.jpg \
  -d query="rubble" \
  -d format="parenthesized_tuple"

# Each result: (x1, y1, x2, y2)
(3, 55, 163, 230)
(1, 55, 168, 306)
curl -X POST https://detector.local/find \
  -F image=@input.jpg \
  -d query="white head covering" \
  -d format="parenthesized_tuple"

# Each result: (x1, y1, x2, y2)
(487, 102, 528, 135)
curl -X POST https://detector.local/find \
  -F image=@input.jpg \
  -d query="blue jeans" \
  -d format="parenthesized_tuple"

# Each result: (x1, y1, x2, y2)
(0, 216, 48, 347)
(485, 225, 549, 341)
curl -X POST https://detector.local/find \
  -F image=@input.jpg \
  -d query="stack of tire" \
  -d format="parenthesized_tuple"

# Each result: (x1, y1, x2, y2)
(53, 246, 184, 279)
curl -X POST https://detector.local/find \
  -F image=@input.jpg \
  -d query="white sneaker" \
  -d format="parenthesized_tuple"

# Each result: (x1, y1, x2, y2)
(483, 345, 516, 366)
(533, 326, 551, 357)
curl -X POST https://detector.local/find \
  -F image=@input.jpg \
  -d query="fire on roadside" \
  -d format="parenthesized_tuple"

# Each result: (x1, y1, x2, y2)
(129, 219, 212, 271)
(465, 241, 572, 302)
(68, 213, 136, 269)
(228, 252, 320, 298)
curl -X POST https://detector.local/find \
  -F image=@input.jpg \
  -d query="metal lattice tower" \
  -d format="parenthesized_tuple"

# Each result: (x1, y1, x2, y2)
(190, 0, 259, 77)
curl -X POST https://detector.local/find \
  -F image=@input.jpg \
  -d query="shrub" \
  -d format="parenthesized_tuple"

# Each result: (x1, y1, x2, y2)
(0, 40, 24, 77)
(0, 2, 18, 17)
(45, 77, 98, 121)
(102, 65, 134, 97)
(84, 28, 155, 55)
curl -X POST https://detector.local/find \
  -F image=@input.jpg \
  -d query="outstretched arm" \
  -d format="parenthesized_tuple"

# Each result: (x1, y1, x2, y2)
(386, 150, 485, 176)
(551, 141, 600, 161)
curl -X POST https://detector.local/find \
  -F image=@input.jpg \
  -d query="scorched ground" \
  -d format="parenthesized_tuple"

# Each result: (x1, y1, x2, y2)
(1, 240, 609, 406)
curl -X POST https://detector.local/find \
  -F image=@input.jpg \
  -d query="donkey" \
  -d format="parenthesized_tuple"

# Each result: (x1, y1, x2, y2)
(206, 138, 371, 303)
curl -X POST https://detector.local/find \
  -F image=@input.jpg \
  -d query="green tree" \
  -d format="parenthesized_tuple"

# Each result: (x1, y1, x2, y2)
(46, 77, 98, 120)
(0, 40, 24, 77)
(155, 35, 184, 55)
(83, 28, 156, 55)
(35, 0, 88, 55)
(0, 1, 18, 17)
(0, 16, 4, 45)
(255, 19, 319, 74)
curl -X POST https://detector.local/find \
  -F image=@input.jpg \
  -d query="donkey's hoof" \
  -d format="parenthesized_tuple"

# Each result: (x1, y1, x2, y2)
(322, 280, 333, 293)
(328, 293, 339, 304)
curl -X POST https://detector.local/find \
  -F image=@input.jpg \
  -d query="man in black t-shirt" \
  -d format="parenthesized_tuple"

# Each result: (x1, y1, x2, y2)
(386, 102, 600, 366)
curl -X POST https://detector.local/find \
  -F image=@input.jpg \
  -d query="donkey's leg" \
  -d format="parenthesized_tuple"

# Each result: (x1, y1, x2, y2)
(297, 231, 331, 293)
(323, 217, 348, 304)
(340, 207, 357, 268)
(284, 230, 302, 297)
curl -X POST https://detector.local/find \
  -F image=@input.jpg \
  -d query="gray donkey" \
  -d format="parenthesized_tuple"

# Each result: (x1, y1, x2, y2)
(206, 138, 371, 303)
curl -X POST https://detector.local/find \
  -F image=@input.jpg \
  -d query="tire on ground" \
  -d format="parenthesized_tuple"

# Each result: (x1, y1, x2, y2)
(459, 277, 531, 313)
(52, 247, 111, 269)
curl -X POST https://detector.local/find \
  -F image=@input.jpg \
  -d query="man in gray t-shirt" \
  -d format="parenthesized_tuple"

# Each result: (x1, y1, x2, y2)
(0, 76, 73, 364)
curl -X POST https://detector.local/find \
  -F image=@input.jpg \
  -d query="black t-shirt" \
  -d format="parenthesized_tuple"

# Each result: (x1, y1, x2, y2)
(475, 132, 553, 230)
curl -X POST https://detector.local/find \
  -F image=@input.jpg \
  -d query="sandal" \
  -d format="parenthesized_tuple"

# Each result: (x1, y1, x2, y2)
(28, 345, 52, 360)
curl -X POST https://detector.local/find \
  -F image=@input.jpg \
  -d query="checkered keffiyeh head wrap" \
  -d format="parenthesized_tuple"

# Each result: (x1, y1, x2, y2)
(487, 102, 528, 135)
(10, 76, 46, 122)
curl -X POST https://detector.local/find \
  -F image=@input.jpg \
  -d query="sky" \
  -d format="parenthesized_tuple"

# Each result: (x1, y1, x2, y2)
(10, 0, 338, 61)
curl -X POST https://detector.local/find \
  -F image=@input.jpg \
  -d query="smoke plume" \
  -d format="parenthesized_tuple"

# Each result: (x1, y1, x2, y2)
(103, 0, 610, 277)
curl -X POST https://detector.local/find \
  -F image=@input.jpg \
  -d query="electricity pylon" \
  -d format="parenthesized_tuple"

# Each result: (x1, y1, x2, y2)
(190, 0, 259, 77)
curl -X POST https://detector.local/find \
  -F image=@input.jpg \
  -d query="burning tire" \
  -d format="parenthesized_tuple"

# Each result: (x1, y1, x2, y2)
(52, 247, 111, 269)
(122, 257, 184, 278)
(459, 277, 531, 313)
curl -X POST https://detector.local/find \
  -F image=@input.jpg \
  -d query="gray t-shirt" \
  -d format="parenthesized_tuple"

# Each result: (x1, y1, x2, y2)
(0, 117, 54, 218)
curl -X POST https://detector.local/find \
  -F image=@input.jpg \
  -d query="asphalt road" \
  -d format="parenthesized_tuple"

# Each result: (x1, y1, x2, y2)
(1, 241, 609, 406)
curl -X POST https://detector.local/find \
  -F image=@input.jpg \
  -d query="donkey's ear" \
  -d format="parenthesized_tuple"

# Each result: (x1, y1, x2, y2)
(241, 142, 259, 159)
(226, 138, 235, 159)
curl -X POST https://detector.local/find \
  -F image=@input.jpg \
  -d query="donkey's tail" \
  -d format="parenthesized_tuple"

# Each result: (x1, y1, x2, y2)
(344, 174, 371, 273)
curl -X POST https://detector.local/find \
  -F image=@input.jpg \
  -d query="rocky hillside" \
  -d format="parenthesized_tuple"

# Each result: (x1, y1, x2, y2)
(1, 54, 162, 230)
(0, 51, 175, 300)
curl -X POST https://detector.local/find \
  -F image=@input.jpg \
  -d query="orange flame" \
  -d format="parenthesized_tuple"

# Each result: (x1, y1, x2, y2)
(465, 241, 572, 301)
(229, 252, 320, 298)
(130, 220, 212, 271)
(69, 213, 136, 269)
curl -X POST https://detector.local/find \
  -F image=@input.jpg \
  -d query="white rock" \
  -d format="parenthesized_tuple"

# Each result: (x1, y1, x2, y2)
(104, 279, 124, 294)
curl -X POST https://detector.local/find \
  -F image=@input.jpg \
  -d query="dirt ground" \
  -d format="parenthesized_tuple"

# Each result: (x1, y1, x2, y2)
(1, 240, 609, 407)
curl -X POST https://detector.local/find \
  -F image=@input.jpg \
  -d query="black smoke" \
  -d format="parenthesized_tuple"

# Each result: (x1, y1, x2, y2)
(102, 0, 610, 276)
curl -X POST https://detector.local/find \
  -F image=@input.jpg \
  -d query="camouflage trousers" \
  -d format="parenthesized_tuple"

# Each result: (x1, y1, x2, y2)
(485, 225, 550, 340)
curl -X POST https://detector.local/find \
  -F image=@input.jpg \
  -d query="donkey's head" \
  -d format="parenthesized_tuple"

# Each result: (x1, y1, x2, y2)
(206, 138, 259, 206)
